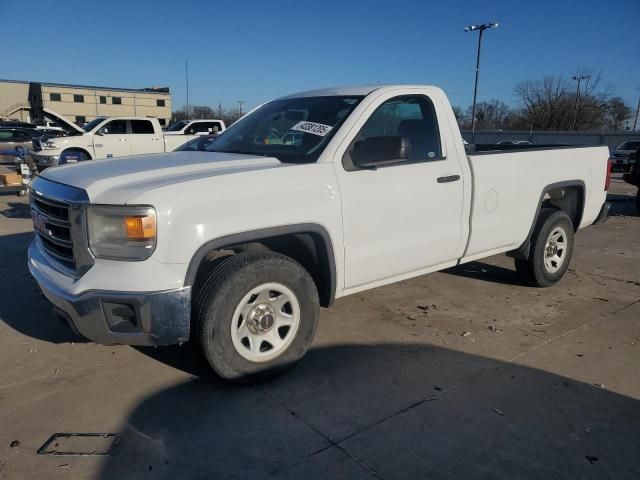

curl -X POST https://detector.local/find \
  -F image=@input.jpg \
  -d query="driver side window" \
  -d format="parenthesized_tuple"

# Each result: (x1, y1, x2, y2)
(102, 120, 127, 135)
(344, 95, 443, 170)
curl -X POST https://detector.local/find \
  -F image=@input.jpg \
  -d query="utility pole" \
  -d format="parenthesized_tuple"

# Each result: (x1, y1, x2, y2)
(185, 60, 190, 120)
(237, 100, 244, 116)
(571, 74, 590, 131)
(633, 88, 640, 131)
(464, 22, 498, 143)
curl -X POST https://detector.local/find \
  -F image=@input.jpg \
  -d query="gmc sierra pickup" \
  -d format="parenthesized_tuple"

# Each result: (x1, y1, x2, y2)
(30, 116, 222, 169)
(28, 85, 611, 381)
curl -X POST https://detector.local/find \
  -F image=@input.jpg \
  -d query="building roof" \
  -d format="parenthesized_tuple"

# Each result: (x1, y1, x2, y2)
(0, 78, 169, 94)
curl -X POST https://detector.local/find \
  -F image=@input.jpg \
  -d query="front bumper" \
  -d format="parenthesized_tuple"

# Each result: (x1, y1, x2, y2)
(592, 202, 611, 225)
(31, 153, 60, 169)
(28, 241, 191, 346)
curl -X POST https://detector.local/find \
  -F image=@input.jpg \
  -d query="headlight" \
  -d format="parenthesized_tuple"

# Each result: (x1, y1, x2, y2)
(43, 141, 59, 150)
(87, 205, 156, 260)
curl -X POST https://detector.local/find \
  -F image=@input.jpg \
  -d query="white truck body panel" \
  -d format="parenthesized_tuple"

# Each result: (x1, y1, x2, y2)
(463, 147, 607, 261)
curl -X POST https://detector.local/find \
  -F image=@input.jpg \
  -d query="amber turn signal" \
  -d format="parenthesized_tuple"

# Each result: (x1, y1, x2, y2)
(124, 215, 156, 239)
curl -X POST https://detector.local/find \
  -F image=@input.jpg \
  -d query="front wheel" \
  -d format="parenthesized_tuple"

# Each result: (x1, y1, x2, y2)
(194, 252, 319, 382)
(60, 149, 89, 165)
(515, 208, 575, 287)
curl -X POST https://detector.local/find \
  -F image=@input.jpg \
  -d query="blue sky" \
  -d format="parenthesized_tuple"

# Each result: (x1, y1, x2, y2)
(3, 0, 639, 112)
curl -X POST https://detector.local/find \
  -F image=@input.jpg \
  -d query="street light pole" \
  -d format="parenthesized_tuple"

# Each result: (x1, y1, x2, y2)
(571, 74, 590, 131)
(633, 88, 640, 131)
(465, 22, 498, 143)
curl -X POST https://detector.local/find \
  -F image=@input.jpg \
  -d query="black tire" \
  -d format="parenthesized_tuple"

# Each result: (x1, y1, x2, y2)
(194, 251, 319, 382)
(514, 208, 575, 287)
(636, 189, 640, 214)
(60, 149, 89, 165)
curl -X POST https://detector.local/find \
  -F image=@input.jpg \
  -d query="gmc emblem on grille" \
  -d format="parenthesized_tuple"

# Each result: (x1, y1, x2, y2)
(33, 213, 52, 237)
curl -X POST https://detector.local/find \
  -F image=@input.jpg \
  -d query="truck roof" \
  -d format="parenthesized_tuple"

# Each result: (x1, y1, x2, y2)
(278, 85, 439, 99)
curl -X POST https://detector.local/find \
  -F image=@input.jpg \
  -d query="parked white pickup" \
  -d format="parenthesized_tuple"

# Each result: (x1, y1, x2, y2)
(30, 116, 225, 168)
(28, 85, 610, 381)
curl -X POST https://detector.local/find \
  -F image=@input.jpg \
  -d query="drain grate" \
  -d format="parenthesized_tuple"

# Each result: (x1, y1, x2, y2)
(37, 433, 118, 456)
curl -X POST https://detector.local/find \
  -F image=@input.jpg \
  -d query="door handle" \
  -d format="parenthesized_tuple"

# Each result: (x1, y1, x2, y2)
(437, 175, 460, 183)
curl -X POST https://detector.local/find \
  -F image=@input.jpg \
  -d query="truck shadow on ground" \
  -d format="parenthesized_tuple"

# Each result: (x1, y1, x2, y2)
(443, 261, 524, 286)
(0, 200, 32, 219)
(0, 232, 84, 343)
(100, 343, 640, 480)
(607, 193, 638, 217)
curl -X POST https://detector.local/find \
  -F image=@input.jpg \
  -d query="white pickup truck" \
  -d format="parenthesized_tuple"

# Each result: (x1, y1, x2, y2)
(164, 119, 226, 136)
(30, 116, 223, 169)
(28, 85, 611, 381)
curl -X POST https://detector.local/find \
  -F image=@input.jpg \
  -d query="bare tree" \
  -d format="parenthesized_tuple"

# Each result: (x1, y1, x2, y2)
(604, 97, 632, 131)
(172, 104, 246, 126)
(465, 100, 513, 130)
(514, 71, 611, 131)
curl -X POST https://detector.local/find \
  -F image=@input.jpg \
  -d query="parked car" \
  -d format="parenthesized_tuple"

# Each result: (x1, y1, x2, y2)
(610, 140, 640, 171)
(622, 148, 640, 212)
(28, 84, 610, 381)
(174, 134, 219, 151)
(0, 120, 37, 129)
(31, 117, 228, 169)
(0, 128, 41, 162)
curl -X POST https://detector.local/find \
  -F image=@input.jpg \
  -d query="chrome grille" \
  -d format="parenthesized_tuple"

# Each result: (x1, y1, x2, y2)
(31, 195, 75, 269)
(29, 177, 94, 277)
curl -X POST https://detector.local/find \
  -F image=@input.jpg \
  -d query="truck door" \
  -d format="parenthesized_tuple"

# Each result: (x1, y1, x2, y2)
(94, 119, 129, 158)
(335, 93, 465, 290)
(130, 119, 163, 154)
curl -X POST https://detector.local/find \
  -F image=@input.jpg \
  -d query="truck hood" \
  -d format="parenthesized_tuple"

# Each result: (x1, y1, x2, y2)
(40, 151, 286, 204)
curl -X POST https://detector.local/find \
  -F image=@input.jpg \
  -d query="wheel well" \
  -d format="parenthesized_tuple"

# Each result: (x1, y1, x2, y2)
(508, 181, 584, 260)
(541, 184, 584, 230)
(62, 148, 92, 160)
(189, 230, 335, 308)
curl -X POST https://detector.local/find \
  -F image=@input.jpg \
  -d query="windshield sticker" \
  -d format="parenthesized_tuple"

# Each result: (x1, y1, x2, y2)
(291, 121, 333, 137)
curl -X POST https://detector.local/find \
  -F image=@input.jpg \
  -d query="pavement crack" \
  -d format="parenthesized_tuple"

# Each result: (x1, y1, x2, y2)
(610, 298, 640, 315)
(283, 404, 384, 479)
(506, 314, 607, 364)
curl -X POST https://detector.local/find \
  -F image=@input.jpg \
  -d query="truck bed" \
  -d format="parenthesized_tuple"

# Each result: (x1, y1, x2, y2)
(461, 145, 609, 262)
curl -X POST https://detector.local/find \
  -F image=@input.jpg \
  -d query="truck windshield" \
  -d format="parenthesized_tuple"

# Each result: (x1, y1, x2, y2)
(167, 121, 189, 132)
(205, 96, 363, 163)
(82, 117, 106, 132)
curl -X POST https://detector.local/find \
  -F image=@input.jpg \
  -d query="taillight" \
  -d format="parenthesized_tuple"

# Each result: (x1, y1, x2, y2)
(604, 159, 612, 191)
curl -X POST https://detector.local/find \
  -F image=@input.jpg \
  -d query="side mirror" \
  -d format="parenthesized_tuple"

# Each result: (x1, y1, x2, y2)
(96, 128, 106, 136)
(350, 136, 411, 169)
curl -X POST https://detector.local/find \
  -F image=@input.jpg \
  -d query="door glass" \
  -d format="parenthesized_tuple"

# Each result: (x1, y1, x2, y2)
(131, 120, 155, 134)
(102, 120, 127, 135)
(353, 95, 442, 162)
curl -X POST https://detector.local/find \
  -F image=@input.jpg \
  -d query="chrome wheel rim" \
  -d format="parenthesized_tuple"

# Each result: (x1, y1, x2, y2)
(544, 226, 568, 273)
(230, 283, 300, 363)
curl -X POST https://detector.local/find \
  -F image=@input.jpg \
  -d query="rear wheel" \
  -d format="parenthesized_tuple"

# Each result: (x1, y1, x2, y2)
(194, 252, 319, 381)
(515, 208, 574, 287)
